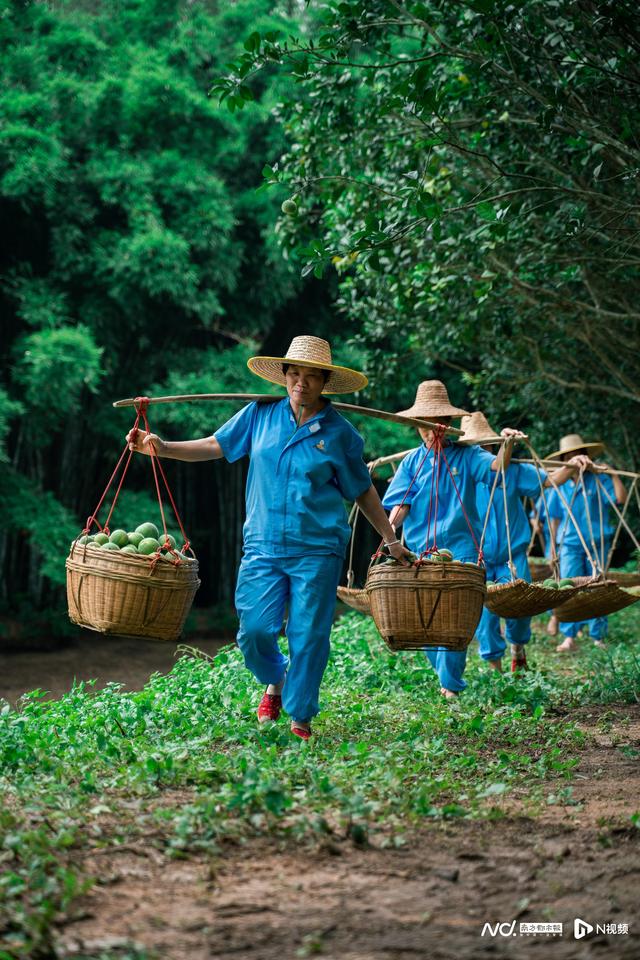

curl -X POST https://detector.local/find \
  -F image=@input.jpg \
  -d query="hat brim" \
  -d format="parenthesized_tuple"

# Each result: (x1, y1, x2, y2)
(247, 356, 368, 395)
(396, 403, 470, 420)
(545, 440, 605, 461)
(459, 434, 502, 446)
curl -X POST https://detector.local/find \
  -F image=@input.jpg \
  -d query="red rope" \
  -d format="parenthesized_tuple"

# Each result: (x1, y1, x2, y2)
(78, 397, 192, 564)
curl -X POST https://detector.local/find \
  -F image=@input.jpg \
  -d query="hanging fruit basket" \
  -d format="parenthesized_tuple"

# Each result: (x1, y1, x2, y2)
(485, 578, 582, 618)
(66, 542, 199, 641)
(66, 398, 200, 642)
(367, 557, 486, 652)
(554, 576, 640, 622)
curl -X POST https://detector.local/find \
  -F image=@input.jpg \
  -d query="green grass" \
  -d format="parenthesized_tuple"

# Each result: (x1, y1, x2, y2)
(1, 605, 639, 958)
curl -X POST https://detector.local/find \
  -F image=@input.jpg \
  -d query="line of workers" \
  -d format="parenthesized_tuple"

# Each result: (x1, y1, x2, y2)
(127, 335, 628, 735)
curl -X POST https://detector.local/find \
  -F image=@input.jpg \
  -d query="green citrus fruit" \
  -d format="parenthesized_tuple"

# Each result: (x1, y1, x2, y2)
(101, 541, 120, 551)
(138, 537, 161, 555)
(135, 522, 160, 540)
(281, 198, 298, 216)
(94, 533, 109, 545)
(109, 529, 129, 548)
(161, 534, 177, 550)
(120, 544, 139, 554)
(559, 578, 575, 587)
(127, 532, 144, 547)
(77, 535, 91, 545)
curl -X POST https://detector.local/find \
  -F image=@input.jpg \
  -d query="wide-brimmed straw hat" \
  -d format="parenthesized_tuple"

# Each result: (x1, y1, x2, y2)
(397, 380, 469, 420)
(546, 433, 604, 461)
(247, 335, 368, 394)
(459, 411, 502, 446)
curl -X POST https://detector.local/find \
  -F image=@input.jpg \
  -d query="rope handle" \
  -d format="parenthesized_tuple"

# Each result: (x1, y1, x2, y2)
(73, 398, 194, 567)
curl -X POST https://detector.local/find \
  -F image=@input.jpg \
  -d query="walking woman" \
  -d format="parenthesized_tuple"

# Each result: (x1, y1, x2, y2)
(459, 412, 589, 673)
(127, 336, 409, 739)
(546, 434, 627, 652)
(381, 382, 520, 699)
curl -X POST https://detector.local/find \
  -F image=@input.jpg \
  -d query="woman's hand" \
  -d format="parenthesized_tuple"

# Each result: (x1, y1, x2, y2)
(387, 541, 413, 565)
(126, 428, 166, 457)
(500, 427, 527, 441)
(567, 454, 593, 471)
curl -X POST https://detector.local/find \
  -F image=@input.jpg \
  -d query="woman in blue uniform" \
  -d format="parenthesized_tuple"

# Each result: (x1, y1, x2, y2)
(128, 336, 409, 739)
(381, 382, 520, 699)
(459, 412, 585, 673)
(546, 434, 627, 652)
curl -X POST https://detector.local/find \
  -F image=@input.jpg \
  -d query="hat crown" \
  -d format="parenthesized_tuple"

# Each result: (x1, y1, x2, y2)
(414, 380, 450, 404)
(285, 336, 332, 368)
(559, 433, 586, 452)
(460, 411, 498, 441)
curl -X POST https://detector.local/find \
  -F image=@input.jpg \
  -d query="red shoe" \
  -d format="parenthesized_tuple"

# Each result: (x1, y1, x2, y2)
(291, 723, 312, 740)
(257, 692, 282, 723)
(511, 652, 528, 673)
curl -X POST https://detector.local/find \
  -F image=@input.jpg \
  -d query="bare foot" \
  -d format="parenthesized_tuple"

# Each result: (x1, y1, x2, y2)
(267, 676, 285, 696)
(547, 615, 558, 637)
(593, 640, 606, 649)
(487, 659, 503, 673)
(440, 687, 459, 700)
(556, 638, 575, 653)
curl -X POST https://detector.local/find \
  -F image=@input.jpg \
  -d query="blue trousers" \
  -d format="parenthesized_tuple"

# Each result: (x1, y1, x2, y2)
(558, 543, 609, 641)
(476, 551, 532, 662)
(423, 555, 477, 692)
(235, 550, 343, 723)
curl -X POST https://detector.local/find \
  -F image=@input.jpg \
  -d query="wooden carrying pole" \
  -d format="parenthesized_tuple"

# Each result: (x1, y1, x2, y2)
(113, 393, 464, 436)
(512, 457, 640, 480)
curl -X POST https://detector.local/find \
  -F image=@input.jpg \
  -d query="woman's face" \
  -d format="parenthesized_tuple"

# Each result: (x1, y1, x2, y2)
(418, 416, 451, 445)
(285, 365, 326, 407)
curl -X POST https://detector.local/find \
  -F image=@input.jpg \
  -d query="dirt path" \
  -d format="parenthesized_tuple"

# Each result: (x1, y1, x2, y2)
(55, 706, 640, 959)
(0, 630, 228, 707)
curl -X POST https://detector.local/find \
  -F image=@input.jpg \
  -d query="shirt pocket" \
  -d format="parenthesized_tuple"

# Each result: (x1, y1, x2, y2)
(300, 444, 336, 489)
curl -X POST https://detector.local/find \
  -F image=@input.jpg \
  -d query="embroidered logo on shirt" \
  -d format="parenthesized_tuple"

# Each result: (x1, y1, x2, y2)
(451, 467, 459, 476)
(315, 440, 326, 451)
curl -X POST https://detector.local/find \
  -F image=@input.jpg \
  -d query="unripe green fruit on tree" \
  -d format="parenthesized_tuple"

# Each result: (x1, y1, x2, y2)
(281, 197, 298, 216)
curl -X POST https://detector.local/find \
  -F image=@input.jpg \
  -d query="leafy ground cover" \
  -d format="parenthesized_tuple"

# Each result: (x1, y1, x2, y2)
(1, 607, 640, 958)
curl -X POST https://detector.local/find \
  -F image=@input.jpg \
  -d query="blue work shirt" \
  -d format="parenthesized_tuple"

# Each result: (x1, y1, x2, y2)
(530, 493, 554, 556)
(547, 471, 616, 550)
(477, 462, 545, 564)
(382, 442, 495, 559)
(214, 399, 372, 558)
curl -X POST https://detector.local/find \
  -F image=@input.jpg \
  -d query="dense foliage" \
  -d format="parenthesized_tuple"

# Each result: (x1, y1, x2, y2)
(218, 0, 640, 463)
(2, 607, 640, 955)
(0, 0, 318, 622)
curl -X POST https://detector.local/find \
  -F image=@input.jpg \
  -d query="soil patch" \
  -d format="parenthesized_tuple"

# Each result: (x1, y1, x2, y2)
(54, 707, 640, 959)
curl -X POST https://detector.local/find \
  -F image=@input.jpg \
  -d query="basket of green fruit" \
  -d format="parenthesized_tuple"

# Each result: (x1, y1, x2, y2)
(66, 521, 200, 642)
(484, 577, 581, 618)
(554, 576, 640, 622)
(366, 549, 486, 652)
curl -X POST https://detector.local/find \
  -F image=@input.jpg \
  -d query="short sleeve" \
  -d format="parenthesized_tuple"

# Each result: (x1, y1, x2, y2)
(516, 462, 546, 499)
(467, 445, 495, 485)
(214, 402, 258, 463)
(601, 472, 616, 502)
(382, 450, 421, 509)
(333, 429, 372, 501)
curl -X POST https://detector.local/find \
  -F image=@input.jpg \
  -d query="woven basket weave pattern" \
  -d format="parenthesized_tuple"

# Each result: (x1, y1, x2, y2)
(484, 579, 582, 618)
(554, 576, 640, 622)
(336, 586, 372, 616)
(528, 559, 553, 582)
(366, 561, 486, 651)
(66, 544, 200, 641)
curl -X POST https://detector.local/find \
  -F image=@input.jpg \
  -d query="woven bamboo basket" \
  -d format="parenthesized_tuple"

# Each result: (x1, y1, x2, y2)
(336, 586, 372, 616)
(606, 570, 640, 588)
(554, 576, 640, 622)
(485, 579, 582, 618)
(66, 542, 200, 641)
(528, 558, 552, 582)
(366, 560, 486, 652)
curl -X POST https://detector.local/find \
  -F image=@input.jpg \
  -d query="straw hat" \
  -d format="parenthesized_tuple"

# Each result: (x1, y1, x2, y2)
(546, 433, 604, 461)
(459, 411, 502, 446)
(397, 380, 469, 419)
(247, 335, 368, 394)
